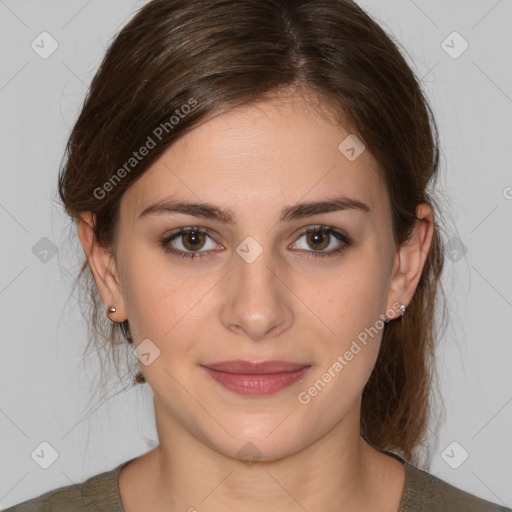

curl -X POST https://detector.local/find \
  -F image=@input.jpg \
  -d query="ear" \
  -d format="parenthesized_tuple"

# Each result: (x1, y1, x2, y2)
(386, 203, 434, 319)
(77, 212, 127, 322)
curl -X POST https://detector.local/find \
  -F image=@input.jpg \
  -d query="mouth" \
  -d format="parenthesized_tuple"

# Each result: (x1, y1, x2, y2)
(200, 360, 311, 396)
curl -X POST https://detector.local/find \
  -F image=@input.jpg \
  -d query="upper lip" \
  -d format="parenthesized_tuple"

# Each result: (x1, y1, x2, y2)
(201, 360, 310, 375)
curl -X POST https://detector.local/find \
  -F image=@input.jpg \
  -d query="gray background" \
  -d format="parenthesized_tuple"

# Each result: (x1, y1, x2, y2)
(0, 0, 511, 508)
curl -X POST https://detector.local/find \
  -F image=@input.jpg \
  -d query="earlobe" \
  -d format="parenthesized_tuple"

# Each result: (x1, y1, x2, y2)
(386, 204, 434, 316)
(77, 212, 127, 322)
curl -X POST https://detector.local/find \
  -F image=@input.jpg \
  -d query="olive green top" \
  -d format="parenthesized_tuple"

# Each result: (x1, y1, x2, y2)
(4, 452, 511, 511)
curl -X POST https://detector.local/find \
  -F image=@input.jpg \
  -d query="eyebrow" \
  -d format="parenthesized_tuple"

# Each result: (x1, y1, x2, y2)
(138, 195, 371, 224)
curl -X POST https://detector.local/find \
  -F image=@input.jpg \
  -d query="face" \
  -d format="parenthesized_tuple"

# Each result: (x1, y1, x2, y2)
(98, 92, 408, 461)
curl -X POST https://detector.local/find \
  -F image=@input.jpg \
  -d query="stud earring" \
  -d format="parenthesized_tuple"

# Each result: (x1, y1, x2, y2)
(384, 303, 407, 324)
(107, 305, 117, 322)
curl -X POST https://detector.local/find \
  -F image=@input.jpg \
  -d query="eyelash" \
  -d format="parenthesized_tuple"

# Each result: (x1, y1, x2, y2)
(159, 225, 353, 260)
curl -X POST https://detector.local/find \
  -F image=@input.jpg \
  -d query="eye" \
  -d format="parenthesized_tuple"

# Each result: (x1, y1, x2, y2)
(160, 224, 352, 260)
(290, 225, 352, 259)
(160, 227, 222, 259)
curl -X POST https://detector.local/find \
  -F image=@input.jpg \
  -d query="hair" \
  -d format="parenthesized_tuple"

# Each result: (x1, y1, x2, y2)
(58, 0, 448, 467)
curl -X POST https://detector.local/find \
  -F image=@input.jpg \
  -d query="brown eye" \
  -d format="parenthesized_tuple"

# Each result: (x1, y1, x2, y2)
(291, 225, 353, 259)
(305, 229, 330, 251)
(181, 230, 206, 251)
(160, 226, 220, 259)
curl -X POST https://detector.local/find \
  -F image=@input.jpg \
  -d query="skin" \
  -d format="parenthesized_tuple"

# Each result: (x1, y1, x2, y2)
(78, 90, 434, 512)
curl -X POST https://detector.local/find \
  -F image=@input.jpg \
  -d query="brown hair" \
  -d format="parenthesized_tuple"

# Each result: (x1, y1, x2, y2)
(58, 0, 447, 467)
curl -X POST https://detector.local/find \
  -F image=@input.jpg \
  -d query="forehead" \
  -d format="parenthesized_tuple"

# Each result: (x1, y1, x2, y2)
(121, 92, 390, 223)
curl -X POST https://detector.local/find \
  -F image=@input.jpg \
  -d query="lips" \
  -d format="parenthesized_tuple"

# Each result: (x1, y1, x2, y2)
(200, 360, 311, 396)
(201, 360, 309, 374)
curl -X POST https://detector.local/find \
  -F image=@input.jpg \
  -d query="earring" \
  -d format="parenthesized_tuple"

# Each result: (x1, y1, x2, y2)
(107, 305, 116, 322)
(384, 303, 407, 324)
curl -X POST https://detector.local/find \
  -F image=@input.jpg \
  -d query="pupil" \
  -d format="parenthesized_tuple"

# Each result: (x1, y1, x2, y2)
(187, 231, 202, 248)
(310, 230, 328, 250)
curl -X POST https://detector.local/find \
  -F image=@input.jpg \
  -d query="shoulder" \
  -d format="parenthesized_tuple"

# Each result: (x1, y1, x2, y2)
(2, 459, 133, 512)
(401, 461, 512, 512)
(2, 482, 84, 512)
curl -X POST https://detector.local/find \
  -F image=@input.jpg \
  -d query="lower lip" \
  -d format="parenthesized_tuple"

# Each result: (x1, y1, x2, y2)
(201, 366, 311, 396)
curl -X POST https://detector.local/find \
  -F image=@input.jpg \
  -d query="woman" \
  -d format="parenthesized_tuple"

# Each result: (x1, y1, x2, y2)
(5, 0, 510, 510)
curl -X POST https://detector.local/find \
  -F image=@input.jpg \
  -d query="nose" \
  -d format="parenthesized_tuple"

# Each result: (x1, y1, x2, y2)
(219, 246, 294, 341)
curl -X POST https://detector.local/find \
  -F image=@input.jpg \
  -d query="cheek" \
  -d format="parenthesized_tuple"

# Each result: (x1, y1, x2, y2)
(119, 248, 216, 351)
(117, 246, 177, 340)
(296, 276, 387, 418)
(302, 248, 389, 327)
(298, 248, 390, 374)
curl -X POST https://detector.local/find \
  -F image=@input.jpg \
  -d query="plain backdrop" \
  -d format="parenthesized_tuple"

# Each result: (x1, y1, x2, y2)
(0, 0, 511, 509)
